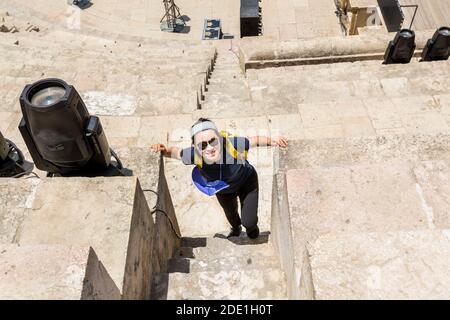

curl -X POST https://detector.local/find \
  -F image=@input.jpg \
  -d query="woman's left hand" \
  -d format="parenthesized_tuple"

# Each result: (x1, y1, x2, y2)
(272, 136, 288, 148)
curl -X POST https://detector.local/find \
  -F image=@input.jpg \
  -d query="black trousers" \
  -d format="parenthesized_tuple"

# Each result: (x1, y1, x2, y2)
(216, 170, 259, 231)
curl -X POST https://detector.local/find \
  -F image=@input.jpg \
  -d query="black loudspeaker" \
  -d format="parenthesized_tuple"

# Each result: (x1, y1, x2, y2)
(18, 78, 119, 176)
(383, 29, 416, 64)
(0, 131, 8, 162)
(421, 27, 450, 62)
(0, 130, 26, 177)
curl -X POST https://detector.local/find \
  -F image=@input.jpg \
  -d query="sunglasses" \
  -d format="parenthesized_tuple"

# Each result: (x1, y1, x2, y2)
(196, 137, 219, 151)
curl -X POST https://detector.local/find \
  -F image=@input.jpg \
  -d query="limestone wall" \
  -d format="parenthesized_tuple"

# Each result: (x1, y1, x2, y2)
(239, 31, 435, 71)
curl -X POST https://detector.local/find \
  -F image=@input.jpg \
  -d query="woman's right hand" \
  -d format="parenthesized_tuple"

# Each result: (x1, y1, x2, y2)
(151, 143, 167, 154)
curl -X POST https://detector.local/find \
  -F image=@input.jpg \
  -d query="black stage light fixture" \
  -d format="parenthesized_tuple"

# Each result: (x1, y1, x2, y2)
(421, 27, 450, 62)
(0, 130, 26, 177)
(383, 29, 416, 64)
(18, 78, 123, 176)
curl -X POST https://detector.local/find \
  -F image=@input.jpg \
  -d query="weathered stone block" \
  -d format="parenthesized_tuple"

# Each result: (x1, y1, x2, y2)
(17, 177, 154, 299)
(310, 229, 450, 299)
(0, 178, 39, 243)
(0, 244, 120, 300)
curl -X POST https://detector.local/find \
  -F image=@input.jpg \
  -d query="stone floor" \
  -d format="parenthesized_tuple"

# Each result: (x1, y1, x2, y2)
(1, 0, 241, 40)
(261, 0, 343, 40)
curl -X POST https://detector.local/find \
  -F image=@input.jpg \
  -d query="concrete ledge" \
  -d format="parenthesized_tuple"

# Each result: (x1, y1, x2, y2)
(310, 229, 450, 299)
(16, 177, 155, 299)
(0, 153, 181, 299)
(0, 244, 121, 299)
(271, 171, 314, 299)
(277, 159, 450, 299)
(239, 31, 436, 71)
(273, 135, 450, 299)
(280, 134, 450, 171)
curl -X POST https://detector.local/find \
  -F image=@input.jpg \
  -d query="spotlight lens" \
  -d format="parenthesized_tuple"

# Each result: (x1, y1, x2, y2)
(439, 28, 450, 36)
(31, 87, 66, 108)
(400, 30, 414, 38)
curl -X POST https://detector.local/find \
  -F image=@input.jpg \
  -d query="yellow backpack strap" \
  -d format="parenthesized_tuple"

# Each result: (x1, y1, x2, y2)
(194, 150, 203, 168)
(220, 130, 248, 161)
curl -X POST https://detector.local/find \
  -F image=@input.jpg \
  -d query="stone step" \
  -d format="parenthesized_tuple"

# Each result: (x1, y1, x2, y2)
(255, 60, 450, 83)
(253, 75, 450, 102)
(5, 176, 153, 299)
(285, 160, 450, 246)
(254, 70, 450, 100)
(159, 268, 287, 299)
(204, 88, 251, 101)
(275, 152, 450, 298)
(199, 102, 254, 119)
(0, 48, 212, 68)
(309, 229, 450, 299)
(167, 253, 280, 273)
(174, 235, 275, 260)
(46, 30, 203, 49)
(208, 73, 245, 83)
(281, 133, 450, 171)
(0, 33, 212, 55)
(0, 244, 121, 299)
(204, 83, 251, 95)
(0, 150, 179, 299)
(280, 157, 450, 301)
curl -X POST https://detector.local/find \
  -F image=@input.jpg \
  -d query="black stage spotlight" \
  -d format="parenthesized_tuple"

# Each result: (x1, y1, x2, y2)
(421, 27, 450, 62)
(383, 29, 416, 64)
(18, 78, 123, 177)
(0, 130, 26, 177)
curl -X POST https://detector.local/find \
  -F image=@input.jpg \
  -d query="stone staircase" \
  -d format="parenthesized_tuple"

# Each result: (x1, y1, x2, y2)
(193, 50, 450, 299)
(0, 6, 287, 300)
(152, 235, 287, 299)
(199, 48, 252, 118)
(2, 0, 450, 300)
(0, 28, 215, 117)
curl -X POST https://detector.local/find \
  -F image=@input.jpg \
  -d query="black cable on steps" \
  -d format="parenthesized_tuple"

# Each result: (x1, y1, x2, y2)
(142, 189, 182, 239)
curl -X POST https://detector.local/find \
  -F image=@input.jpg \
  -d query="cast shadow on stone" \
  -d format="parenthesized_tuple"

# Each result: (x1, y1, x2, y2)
(178, 15, 191, 34)
(46, 165, 133, 178)
(178, 26, 191, 34)
(150, 273, 169, 300)
(181, 237, 207, 248)
(166, 257, 191, 274)
(213, 231, 270, 245)
(150, 257, 191, 299)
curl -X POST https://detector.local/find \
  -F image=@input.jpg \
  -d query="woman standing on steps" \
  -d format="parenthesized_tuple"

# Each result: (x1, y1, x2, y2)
(151, 118, 288, 239)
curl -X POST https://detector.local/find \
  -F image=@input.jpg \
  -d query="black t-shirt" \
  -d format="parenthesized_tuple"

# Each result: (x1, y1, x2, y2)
(180, 136, 254, 194)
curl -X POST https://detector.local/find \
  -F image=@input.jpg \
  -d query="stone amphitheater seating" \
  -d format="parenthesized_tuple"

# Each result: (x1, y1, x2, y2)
(1, 1, 450, 300)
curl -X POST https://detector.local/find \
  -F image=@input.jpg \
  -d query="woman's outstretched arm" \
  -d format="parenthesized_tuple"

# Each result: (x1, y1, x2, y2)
(150, 144, 182, 159)
(248, 136, 288, 148)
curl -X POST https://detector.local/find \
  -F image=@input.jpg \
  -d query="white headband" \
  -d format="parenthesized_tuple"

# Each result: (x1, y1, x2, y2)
(191, 121, 218, 138)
